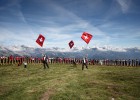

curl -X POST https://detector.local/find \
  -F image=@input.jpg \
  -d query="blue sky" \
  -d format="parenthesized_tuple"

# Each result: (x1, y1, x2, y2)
(0, 0, 140, 49)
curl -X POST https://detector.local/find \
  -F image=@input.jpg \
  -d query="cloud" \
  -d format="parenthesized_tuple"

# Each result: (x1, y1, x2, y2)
(0, 26, 35, 46)
(1, 0, 139, 49)
(103, 0, 132, 21)
(0, 0, 116, 48)
(116, 0, 131, 13)
(21, 2, 109, 48)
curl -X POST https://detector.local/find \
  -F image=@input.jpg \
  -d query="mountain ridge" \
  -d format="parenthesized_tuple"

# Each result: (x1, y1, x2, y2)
(0, 45, 140, 59)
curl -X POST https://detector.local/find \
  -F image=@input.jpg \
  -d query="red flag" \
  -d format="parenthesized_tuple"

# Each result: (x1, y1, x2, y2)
(81, 32, 93, 44)
(36, 34, 45, 47)
(69, 40, 74, 49)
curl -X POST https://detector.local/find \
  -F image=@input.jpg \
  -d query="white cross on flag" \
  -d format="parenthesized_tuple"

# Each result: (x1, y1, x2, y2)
(36, 34, 45, 47)
(81, 32, 93, 44)
(69, 40, 74, 49)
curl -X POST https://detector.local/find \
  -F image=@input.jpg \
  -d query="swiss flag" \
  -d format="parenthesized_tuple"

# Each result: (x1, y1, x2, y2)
(69, 40, 74, 49)
(36, 34, 45, 47)
(81, 32, 93, 44)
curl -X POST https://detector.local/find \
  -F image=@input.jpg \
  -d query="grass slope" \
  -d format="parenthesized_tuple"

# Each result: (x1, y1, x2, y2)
(0, 64, 140, 100)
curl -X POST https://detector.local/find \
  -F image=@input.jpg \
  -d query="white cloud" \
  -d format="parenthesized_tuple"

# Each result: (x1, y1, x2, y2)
(1, 0, 138, 49)
(116, 0, 131, 13)
(24, 3, 110, 48)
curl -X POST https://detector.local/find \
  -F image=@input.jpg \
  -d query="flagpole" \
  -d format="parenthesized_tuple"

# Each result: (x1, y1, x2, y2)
(85, 44, 88, 58)
(85, 44, 88, 49)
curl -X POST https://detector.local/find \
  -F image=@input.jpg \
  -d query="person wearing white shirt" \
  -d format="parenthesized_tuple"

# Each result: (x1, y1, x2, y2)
(82, 57, 88, 70)
(43, 55, 49, 69)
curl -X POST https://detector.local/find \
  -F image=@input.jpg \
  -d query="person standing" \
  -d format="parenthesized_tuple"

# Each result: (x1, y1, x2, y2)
(43, 55, 49, 69)
(82, 57, 88, 70)
(72, 58, 77, 67)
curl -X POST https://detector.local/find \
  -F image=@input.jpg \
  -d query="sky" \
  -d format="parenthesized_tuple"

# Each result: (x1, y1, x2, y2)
(0, 0, 140, 49)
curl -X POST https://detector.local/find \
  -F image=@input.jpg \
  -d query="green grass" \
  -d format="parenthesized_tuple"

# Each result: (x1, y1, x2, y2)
(0, 63, 140, 100)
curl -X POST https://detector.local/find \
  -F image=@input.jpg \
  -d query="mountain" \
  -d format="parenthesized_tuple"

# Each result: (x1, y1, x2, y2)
(0, 45, 140, 59)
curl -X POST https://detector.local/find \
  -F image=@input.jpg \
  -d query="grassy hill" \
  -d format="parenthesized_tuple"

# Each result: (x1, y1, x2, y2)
(0, 63, 140, 100)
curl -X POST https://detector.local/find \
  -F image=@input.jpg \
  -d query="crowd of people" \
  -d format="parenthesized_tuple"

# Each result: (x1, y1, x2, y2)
(0, 55, 140, 68)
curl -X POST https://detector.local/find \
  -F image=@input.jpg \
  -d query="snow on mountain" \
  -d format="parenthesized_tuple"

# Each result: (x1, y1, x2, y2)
(93, 46, 127, 52)
(1, 45, 129, 52)
(0, 46, 7, 51)
(8, 45, 22, 51)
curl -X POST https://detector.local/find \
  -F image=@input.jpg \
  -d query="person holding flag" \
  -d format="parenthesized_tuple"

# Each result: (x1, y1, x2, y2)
(42, 55, 49, 69)
(82, 57, 88, 70)
(80, 32, 93, 70)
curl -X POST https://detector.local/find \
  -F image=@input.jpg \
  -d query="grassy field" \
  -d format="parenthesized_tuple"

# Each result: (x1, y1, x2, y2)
(0, 63, 140, 100)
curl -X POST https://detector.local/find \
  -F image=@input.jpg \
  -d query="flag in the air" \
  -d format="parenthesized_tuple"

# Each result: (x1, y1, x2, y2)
(81, 32, 93, 44)
(36, 34, 45, 47)
(69, 40, 74, 49)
